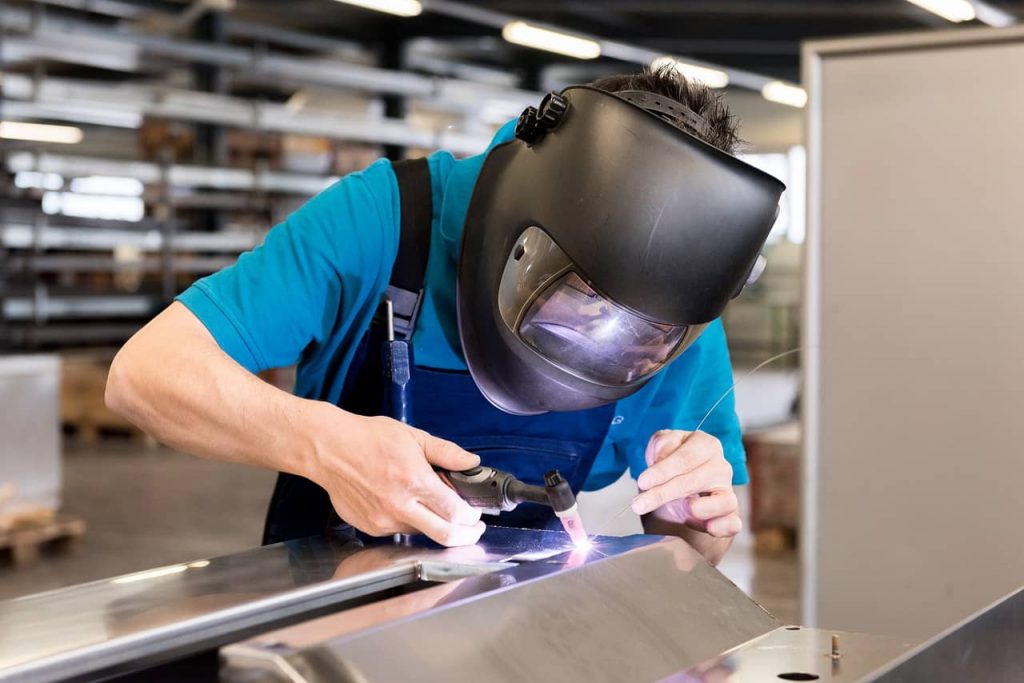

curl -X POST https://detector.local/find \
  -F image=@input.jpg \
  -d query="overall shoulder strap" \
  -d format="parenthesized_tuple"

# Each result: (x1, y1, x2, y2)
(386, 158, 433, 339)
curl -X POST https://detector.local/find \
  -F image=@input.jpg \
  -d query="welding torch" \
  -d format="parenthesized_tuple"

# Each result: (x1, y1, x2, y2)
(440, 467, 589, 546)
(381, 297, 588, 545)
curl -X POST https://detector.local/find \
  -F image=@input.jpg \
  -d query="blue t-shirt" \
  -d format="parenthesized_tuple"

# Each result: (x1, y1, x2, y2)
(177, 121, 747, 490)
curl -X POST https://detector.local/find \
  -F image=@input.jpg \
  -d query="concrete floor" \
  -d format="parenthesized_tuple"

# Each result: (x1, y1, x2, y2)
(0, 441, 276, 600)
(0, 440, 799, 623)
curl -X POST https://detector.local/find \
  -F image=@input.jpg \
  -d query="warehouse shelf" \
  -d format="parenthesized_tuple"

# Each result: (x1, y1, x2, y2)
(5, 254, 237, 274)
(0, 1, 514, 350)
(2, 223, 262, 252)
(5, 322, 143, 346)
(6, 152, 338, 196)
(1, 79, 496, 156)
(3, 294, 157, 321)
(0, 6, 537, 132)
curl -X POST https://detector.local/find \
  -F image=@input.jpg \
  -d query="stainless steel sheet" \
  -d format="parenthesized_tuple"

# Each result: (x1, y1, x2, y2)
(669, 627, 914, 682)
(867, 585, 1024, 682)
(0, 527, 570, 683)
(224, 535, 780, 683)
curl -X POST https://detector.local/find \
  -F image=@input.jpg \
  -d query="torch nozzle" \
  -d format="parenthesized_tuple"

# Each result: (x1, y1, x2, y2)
(557, 506, 590, 547)
(544, 470, 590, 547)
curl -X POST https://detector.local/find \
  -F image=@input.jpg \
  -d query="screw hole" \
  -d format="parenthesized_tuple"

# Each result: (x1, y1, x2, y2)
(785, 626, 801, 631)
(778, 674, 819, 681)
(513, 244, 526, 261)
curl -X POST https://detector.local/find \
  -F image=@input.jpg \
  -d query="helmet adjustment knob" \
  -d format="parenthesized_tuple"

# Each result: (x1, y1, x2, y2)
(514, 106, 542, 143)
(515, 93, 568, 145)
(537, 92, 568, 131)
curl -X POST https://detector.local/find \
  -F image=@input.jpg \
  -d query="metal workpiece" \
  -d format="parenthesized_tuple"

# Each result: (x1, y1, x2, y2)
(669, 627, 914, 682)
(222, 534, 779, 683)
(867, 585, 1024, 683)
(0, 528, 561, 683)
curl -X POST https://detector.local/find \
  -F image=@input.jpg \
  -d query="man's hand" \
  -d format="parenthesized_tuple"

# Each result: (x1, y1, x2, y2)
(303, 405, 485, 547)
(632, 430, 742, 542)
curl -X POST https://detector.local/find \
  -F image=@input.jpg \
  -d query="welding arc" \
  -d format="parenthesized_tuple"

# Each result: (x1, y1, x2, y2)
(591, 346, 806, 536)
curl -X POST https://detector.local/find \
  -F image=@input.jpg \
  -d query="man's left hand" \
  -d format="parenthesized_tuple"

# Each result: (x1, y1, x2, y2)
(631, 430, 742, 538)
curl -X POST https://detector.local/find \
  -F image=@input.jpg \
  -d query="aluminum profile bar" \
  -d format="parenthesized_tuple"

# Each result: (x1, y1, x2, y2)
(3, 294, 156, 320)
(2, 222, 263, 253)
(6, 323, 145, 345)
(1, 34, 142, 72)
(21, 0, 147, 19)
(6, 254, 236, 274)
(1, 73, 499, 154)
(6, 151, 337, 196)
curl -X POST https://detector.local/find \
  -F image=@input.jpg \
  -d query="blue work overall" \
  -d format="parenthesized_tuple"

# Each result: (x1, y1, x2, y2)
(262, 160, 615, 545)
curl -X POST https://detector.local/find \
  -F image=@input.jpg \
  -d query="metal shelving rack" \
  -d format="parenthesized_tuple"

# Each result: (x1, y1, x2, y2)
(0, 0, 522, 350)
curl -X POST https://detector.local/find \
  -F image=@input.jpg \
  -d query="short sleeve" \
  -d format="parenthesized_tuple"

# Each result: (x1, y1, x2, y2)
(176, 159, 400, 373)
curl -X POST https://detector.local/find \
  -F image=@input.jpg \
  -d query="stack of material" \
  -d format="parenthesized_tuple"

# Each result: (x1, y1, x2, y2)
(60, 350, 153, 444)
(0, 355, 83, 564)
(744, 421, 800, 553)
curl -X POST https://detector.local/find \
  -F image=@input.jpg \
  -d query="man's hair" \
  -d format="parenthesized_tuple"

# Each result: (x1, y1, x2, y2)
(590, 65, 742, 154)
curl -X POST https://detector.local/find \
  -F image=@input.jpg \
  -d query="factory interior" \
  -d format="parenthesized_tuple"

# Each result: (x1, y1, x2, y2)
(1, 1, 1021, 681)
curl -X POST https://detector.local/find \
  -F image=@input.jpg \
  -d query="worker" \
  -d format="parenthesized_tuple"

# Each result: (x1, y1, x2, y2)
(105, 66, 784, 565)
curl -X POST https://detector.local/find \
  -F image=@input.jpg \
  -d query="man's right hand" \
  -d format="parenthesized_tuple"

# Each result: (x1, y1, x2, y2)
(302, 405, 485, 547)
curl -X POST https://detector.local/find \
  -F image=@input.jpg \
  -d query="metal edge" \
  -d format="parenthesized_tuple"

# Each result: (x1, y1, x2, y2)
(860, 584, 1024, 680)
(3, 563, 422, 683)
(803, 22, 1024, 58)
(799, 38, 824, 629)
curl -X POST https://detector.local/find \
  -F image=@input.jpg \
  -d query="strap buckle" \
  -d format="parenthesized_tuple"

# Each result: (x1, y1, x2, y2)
(377, 286, 423, 341)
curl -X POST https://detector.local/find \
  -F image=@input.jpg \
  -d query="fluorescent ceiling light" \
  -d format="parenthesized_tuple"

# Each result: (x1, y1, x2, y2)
(502, 21, 602, 60)
(761, 81, 808, 108)
(650, 56, 729, 88)
(973, 1, 1017, 26)
(905, 0, 976, 22)
(331, 0, 422, 17)
(0, 121, 83, 144)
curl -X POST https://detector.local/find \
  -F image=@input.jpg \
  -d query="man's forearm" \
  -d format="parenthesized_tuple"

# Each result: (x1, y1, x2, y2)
(641, 513, 734, 566)
(106, 302, 323, 479)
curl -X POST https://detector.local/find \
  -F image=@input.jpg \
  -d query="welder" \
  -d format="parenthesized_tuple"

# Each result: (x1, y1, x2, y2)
(105, 66, 784, 565)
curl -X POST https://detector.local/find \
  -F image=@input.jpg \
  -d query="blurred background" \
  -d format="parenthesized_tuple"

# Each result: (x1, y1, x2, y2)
(1, 0, 1020, 638)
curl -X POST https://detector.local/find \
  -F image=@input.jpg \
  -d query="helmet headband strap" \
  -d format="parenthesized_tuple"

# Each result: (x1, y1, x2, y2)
(615, 90, 712, 143)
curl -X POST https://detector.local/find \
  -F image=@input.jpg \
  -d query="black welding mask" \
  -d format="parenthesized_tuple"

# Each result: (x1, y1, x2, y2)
(457, 86, 786, 415)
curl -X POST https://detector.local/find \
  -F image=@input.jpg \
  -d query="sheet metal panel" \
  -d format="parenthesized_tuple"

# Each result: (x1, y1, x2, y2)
(868, 586, 1024, 682)
(0, 528, 556, 683)
(227, 536, 779, 683)
(671, 627, 913, 682)
(802, 24, 1024, 635)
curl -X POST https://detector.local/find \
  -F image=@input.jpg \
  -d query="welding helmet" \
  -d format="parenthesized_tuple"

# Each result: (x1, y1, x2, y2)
(457, 86, 785, 415)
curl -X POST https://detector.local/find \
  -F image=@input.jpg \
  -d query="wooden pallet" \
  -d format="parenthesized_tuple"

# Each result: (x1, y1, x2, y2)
(0, 515, 87, 566)
(62, 353, 158, 447)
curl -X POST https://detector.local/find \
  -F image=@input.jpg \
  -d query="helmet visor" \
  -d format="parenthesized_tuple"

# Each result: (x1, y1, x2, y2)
(498, 227, 687, 386)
